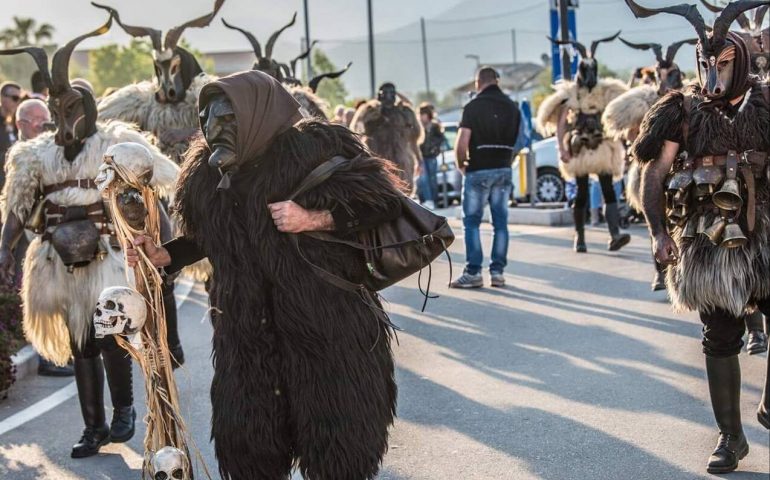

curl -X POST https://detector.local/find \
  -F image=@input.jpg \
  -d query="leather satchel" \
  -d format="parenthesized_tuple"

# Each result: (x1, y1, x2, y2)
(288, 155, 454, 305)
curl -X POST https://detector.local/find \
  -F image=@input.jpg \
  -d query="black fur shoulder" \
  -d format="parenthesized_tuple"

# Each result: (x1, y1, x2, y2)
(631, 86, 692, 163)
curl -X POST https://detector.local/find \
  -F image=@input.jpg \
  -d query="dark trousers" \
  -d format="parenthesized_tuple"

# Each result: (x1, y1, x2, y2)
(573, 173, 617, 210)
(700, 298, 770, 357)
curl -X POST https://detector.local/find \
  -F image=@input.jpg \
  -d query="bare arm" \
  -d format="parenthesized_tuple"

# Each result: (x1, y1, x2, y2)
(641, 140, 680, 264)
(455, 127, 471, 173)
(0, 213, 25, 283)
(555, 106, 571, 161)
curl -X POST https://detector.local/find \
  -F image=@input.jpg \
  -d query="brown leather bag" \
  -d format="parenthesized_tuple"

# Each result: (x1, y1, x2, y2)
(288, 156, 455, 307)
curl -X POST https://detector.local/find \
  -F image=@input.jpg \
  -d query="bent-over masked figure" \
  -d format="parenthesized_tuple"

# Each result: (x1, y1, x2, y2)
(0, 17, 178, 459)
(135, 70, 403, 479)
(93, 0, 223, 162)
(351, 82, 423, 193)
(627, 0, 770, 474)
(537, 32, 630, 252)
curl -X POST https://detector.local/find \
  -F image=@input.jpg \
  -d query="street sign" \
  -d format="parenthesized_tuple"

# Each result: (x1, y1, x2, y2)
(550, 4, 578, 83)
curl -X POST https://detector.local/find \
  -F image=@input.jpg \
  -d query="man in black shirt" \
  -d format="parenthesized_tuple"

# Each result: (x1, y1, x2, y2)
(451, 67, 520, 288)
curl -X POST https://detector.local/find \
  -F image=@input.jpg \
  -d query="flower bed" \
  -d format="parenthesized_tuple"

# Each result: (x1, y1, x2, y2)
(0, 285, 25, 399)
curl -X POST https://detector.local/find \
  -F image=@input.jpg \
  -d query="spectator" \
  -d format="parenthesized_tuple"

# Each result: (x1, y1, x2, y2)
(418, 102, 445, 210)
(333, 104, 346, 124)
(0, 82, 21, 162)
(451, 67, 520, 289)
(343, 107, 356, 126)
(29, 70, 49, 100)
(15, 99, 51, 141)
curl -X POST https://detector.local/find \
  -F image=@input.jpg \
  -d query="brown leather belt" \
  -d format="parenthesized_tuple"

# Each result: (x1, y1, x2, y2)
(42, 201, 113, 239)
(42, 179, 98, 196)
(695, 151, 768, 169)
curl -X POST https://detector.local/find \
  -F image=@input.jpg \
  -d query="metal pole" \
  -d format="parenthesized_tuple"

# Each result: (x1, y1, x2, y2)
(303, 0, 313, 79)
(367, 0, 376, 98)
(511, 29, 517, 65)
(420, 17, 431, 97)
(559, 0, 572, 81)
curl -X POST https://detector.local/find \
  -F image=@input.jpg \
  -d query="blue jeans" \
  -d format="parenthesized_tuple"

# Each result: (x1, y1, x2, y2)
(590, 179, 623, 209)
(462, 168, 512, 275)
(418, 156, 439, 202)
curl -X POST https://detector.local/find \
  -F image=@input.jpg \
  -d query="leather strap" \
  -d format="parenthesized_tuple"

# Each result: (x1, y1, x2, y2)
(741, 165, 756, 232)
(695, 151, 768, 168)
(287, 156, 352, 201)
(289, 234, 364, 293)
(43, 179, 98, 196)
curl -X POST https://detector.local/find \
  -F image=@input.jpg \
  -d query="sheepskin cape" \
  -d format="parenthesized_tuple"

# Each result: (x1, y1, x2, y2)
(1, 121, 179, 365)
(289, 85, 329, 119)
(536, 78, 628, 180)
(350, 99, 424, 193)
(97, 73, 213, 161)
(633, 83, 770, 316)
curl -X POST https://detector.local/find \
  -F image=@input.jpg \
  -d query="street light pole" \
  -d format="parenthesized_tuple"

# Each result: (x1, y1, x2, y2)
(420, 17, 431, 98)
(303, 0, 313, 79)
(511, 29, 517, 65)
(367, 0, 376, 98)
(559, 0, 572, 81)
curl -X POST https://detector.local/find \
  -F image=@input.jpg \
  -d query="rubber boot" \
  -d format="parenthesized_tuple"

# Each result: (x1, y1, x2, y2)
(744, 311, 767, 355)
(164, 281, 185, 369)
(573, 207, 587, 253)
(71, 357, 110, 458)
(759, 315, 770, 429)
(102, 347, 135, 443)
(605, 202, 631, 251)
(705, 355, 749, 474)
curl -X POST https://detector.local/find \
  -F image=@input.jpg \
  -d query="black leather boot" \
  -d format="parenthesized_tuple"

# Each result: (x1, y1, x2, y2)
(163, 282, 185, 369)
(71, 357, 110, 458)
(605, 203, 631, 251)
(573, 207, 587, 253)
(102, 348, 135, 443)
(744, 311, 767, 355)
(706, 355, 749, 474)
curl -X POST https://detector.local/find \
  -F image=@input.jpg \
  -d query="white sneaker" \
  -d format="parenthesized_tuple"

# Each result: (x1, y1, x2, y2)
(424, 200, 436, 210)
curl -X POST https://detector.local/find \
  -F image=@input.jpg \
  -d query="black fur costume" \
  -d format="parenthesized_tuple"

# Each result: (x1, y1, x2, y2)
(633, 82, 770, 316)
(175, 121, 401, 479)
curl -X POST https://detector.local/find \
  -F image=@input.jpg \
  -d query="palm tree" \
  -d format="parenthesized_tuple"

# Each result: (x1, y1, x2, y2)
(0, 17, 54, 48)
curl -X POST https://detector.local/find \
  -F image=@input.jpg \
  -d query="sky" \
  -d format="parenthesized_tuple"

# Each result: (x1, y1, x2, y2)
(0, 0, 742, 98)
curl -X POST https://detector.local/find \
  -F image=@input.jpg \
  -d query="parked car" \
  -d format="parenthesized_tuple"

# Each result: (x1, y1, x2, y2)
(425, 123, 566, 206)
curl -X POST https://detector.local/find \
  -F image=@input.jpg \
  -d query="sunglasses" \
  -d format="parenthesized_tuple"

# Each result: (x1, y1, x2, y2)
(2, 94, 20, 102)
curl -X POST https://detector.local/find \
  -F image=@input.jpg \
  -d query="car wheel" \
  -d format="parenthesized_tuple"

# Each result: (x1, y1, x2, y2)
(535, 167, 565, 203)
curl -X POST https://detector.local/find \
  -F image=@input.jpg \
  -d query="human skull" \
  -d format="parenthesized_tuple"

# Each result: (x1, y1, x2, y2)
(93, 287, 147, 338)
(152, 446, 187, 480)
(96, 142, 154, 193)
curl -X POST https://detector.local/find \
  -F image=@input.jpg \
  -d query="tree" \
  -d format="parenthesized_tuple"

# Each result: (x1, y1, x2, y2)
(415, 91, 438, 106)
(312, 49, 348, 110)
(0, 17, 54, 48)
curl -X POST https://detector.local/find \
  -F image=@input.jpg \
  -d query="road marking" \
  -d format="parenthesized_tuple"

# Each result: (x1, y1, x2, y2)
(0, 381, 77, 437)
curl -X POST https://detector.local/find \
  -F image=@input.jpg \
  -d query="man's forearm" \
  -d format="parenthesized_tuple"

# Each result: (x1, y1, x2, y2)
(0, 213, 24, 252)
(307, 210, 335, 232)
(455, 148, 468, 170)
(641, 162, 669, 237)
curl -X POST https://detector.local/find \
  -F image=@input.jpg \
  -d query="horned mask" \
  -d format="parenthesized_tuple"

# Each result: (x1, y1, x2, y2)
(548, 31, 621, 90)
(92, 0, 224, 104)
(624, 0, 769, 105)
(620, 37, 698, 95)
(0, 14, 112, 161)
(222, 13, 351, 93)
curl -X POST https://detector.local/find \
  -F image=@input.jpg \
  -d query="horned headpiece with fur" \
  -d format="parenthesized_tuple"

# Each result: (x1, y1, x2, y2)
(92, 0, 224, 104)
(0, 14, 112, 160)
(222, 13, 351, 93)
(699, 0, 770, 76)
(548, 31, 621, 90)
(624, 0, 769, 106)
(619, 37, 698, 94)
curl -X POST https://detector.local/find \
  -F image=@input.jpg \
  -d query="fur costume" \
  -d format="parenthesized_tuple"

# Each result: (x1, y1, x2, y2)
(175, 121, 399, 480)
(536, 78, 628, 180)
(289, 85, 329, 119)
(1, 121, 178, 365)
(633, 83, 770, 316)
(351, 98, 423, 192)
(97, 73, 213, 161)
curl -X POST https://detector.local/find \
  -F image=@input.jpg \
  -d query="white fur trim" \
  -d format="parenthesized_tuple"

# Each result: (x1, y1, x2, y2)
(558, 139, 625, 180)
(602, 85, 658, 141)
(536, 78, 628, 137)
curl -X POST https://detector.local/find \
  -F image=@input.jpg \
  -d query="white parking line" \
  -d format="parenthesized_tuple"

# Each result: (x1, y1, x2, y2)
(0, 381, 77, 437)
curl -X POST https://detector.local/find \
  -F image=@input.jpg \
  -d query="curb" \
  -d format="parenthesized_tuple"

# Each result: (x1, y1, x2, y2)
(10, 345, 38, 383)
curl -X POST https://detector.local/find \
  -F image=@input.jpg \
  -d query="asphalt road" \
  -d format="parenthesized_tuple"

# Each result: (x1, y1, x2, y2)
(1, 219, 769, 480)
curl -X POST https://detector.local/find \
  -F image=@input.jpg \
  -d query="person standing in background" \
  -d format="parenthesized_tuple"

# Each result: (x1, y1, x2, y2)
(418, 102, 446, 210)
(0, 82, 21, 163)
(451, 67, 520, 289)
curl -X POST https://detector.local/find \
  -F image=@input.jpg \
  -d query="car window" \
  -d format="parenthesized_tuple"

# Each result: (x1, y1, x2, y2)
(442, 125, 457, 152)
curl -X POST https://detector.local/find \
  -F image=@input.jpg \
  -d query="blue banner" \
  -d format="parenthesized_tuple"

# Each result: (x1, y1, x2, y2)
(550, 7, 578, 83)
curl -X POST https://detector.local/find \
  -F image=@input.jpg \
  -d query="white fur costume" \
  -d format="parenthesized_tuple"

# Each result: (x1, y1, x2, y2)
(536, 78, 627, 180)
(1, 121, 178, 365)
(97, 73, 213, 160)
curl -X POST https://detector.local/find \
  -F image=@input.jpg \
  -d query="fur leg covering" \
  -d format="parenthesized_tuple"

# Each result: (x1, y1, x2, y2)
(559, 139, 625, 181)
(625, 159, 643, 213)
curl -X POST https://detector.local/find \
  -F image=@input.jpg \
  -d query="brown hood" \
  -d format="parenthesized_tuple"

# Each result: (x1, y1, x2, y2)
(198, 70, 303, 163)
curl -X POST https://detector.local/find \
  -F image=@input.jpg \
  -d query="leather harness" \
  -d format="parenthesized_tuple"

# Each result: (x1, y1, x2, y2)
(35, 178, 115, 243)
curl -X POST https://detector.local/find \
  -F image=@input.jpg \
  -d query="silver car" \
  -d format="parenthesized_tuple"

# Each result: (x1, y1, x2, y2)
(430, 123, 566, 206)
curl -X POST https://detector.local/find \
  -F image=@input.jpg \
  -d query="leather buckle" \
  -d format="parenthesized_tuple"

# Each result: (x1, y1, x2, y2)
(702, 155, 714, 167)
